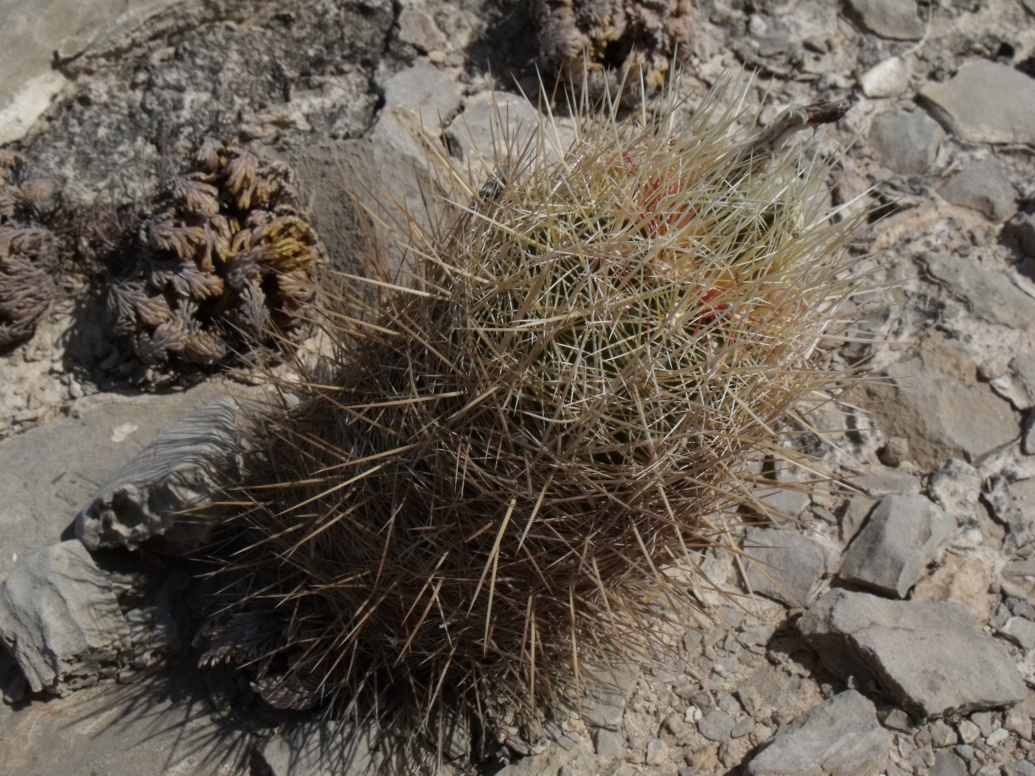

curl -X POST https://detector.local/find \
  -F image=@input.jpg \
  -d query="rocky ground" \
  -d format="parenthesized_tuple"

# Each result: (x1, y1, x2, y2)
(2, 0, 1035, 774)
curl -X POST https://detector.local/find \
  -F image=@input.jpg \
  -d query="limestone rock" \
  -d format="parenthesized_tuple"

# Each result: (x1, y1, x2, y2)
(922, 61, 1035, 145)
(869, 110, 944, 175)
(846, 0, 923, 40)
(745, 690, 888, 776)
(923, 252, 1035, 329)
(859, 57, 910, 99)
(744, 527, 830, 607)
(936, 158, 1017, 221)
(0, 541, 130, 694)
(838, 494, 954, 598)
(799, 590, 1026, 717)
(75, 399, 245, 554)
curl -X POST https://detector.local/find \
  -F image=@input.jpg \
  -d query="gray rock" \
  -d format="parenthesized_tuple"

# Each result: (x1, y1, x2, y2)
(1001, 617, 1035, 650)
(850, 468, 922, 497)
(870, 347, 1018, 469)
(698, 709, 735, 743)
(936, 158, 1017, 221)
(745, 690, 888, 776)
(982, 476, 1035, 549)
(838, 494, 954, 598)
(923, 252, 1035, 329)
(922, 61, 1035, 145)
(744, 527, 830, 607)
(593, 728, 625, 758)
(1001, 557, 1035, 600)
(799, 590, 1026, 717)
(75, 399, 245, 554)
(580, 664, 637, 731)
(0, 383, 237, 581)
(397, 6, 447, 53)
(0, 541, 130, 694)
(869, 110, 944, 175)
(932, 751, 968, 776)
(736, 667, 805, 721)
(379, 62, 462, 126)
(846, 0, 923, 40)
(1005, 212, 1035, 259)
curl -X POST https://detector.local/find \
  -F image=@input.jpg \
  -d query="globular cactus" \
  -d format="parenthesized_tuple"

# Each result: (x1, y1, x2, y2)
(531, 0, 693, 99)
(0, 151, 59, 349)
(106, 139, 326, 366)
(202, 75, 863, 765)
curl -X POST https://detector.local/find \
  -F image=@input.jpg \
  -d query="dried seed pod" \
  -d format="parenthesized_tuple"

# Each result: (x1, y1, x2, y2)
(105, 138, 326, 368)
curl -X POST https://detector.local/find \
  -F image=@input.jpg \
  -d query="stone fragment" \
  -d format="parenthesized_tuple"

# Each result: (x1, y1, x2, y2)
(932, 751, 968, 776)
(698, 709, 735, 743)
(396, 7, 447, 53)
(743, 527, 830, 607)
(983, 476, 1035, 549)
(594, 728, 625, 757)
(922, 61, 1035, 145)
(860, 57, 910, 98)
(846, 0, 923, 39)
(645, 737, 667, 765)
(936, 158, 1017, 221)
(1002, 556, 1035, 600)
(259, 719, 383, 776)
(851, 468, 922, 497)
(799, 590, 1026, 717)
(1001, 617, 1035, 649)
(744, 690, 888, 776)
(0, 541, 130, 694)
(869, 110, 943, 175)
(923, 252, 1035, 329)
(379, 62, 461, 126)
(75, 399, 245, 554)
(838, 494, 954, 598)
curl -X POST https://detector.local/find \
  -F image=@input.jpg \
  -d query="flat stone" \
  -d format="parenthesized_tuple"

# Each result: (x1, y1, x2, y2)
(594, 728, 626, 758)
(932, 751, 969, 776)
(396, 6, 447, 53)
(923, 252, 1035, 329)
(850, 468, 922, 497)
(982, 476, 1035, 549)
(936, 158, 1017, 221)
(0, 383, 234, 581)
(259, 720, 383, 776)
(860, 57, 910, 98)
(698, 709, 736, 743)
(75, 399, 245, 554)
(379, 62, 462, 126)
(745, 690, 888, 776)
(0, 541, 130, 695)
(846, 0, 923, 39)
(912, 553, 994, 623)
(869, 110, 944, 175)
(922, 61, 1035, 145)
(838, 494, 954, 598)
(1000, 557, 1035, 600)
(799, 590, 1026, 717)
(744, 527, 830, 607)
(870, 347, 1019, 469)
(1001, 617, 1035, 650)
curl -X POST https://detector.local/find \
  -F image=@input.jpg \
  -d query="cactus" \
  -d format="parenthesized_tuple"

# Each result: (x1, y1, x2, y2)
(201, 74, 864, 765)
(105, 139, 326, 367)
(0, 152, 59, 349)
(531, 0, 693, 99)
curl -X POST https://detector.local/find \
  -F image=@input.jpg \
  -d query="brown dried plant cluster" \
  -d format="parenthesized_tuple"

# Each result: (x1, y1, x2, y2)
(106, 138, 326, 366)
(204, 76, 863, 766)
(532, 0, 693, 99)
(0, 151, 59, 349)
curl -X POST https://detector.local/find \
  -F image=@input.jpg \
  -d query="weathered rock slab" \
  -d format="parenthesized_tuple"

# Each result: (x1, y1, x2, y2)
(922, 61, 1035, 145)
(869, 110, 944, 175)
(923, 252, 1035, 329)
(0, 541, 130, 694)
(838, 494, 954, 597)
(799, 590, 1026, 717)
(75, 398, 245, 554)
(744, 690, 888, 776)
(846, 0, 924, 40)
(744, 527, 830, 607)
(936, 158, 1017, 221)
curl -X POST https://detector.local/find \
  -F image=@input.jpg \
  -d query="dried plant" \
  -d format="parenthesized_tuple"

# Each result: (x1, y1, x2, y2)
(0, 152, 59, 349)
(531, 0, 693, 100)
(105, 139, 326, 367)
(202, 74, 865, 768)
